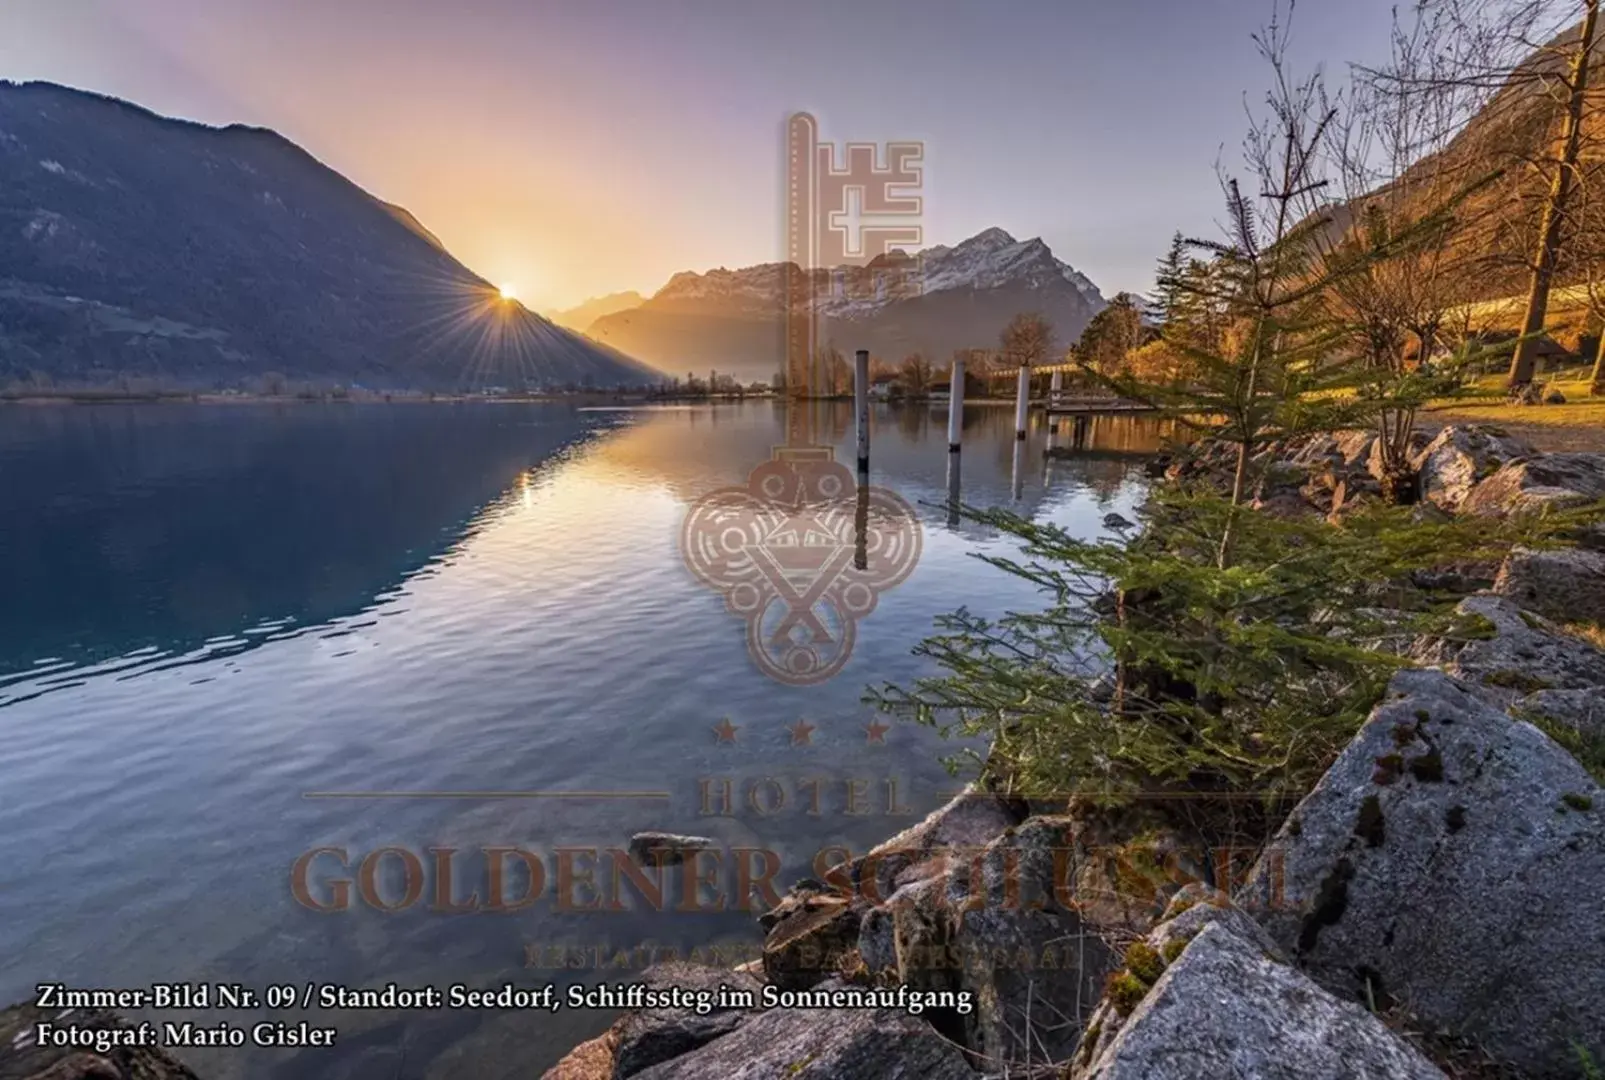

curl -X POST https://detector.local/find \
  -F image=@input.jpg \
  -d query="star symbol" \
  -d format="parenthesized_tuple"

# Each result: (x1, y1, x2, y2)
(712, 718, 739, 744)
(788, 719, 816, 746)
(864, 719, 890, 744)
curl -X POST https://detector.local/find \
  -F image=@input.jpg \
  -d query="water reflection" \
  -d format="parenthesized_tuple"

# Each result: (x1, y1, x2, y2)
(0, 403, 618, 695)
(0, 399, 1169, 1079)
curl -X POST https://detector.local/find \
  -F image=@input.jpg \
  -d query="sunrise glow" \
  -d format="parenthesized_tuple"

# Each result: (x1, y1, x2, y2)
(499, 283, 517, 302)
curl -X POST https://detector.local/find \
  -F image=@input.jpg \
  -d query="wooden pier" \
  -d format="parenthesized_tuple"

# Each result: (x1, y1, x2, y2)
(1044, 393, 1156, 415)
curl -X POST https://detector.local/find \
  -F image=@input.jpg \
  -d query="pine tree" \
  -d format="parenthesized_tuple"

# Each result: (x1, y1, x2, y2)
(1150, 232, 1187, 327)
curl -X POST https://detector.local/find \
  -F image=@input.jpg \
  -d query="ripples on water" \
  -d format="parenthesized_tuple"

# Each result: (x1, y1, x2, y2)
(0, 401, 1167, 1078)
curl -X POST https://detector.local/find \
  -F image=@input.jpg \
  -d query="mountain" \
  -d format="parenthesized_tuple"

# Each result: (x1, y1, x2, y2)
(545, 290, 645, 333)
(1341, 18, 1605, 312)
(0, 81, 655, 390)
(586, 227, 1106, 381)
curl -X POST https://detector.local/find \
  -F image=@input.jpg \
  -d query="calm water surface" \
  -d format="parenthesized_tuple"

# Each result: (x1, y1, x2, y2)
(0, 400, 1165, 1078)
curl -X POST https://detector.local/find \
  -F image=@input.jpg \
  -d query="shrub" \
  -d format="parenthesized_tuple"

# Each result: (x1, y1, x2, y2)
(869, 489, 1582, 839)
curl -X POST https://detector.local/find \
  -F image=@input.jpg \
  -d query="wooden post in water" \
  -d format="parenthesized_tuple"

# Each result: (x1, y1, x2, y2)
(1014, 365, 1031, 440)
(946, 355, 966, 453)
(945, 447, 962, 527)
(854, 349, 870, 474)
(854, 472, 869, 571)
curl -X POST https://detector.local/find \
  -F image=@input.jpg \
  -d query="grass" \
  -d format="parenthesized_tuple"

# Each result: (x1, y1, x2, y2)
(1562, 621, 1605, 652)
(1426, 371, 1605, 429)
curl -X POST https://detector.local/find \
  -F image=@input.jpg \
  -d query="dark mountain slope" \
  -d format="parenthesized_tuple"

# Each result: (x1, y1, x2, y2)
(0, 81, 653, 389)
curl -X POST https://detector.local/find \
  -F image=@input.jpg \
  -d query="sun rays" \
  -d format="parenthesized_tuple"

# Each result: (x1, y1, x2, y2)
(372, 265, 602, 392)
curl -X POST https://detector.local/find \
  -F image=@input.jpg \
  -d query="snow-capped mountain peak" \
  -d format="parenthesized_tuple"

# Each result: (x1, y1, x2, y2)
(647, 227, 1105, 321)
(960, 225, 1018, 252)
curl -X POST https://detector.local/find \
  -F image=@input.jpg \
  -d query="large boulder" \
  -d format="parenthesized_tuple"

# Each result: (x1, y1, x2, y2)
(1071, 920, 1447, 1080)
(1411, 593, 1605, 707)
(611, 963, 764, 1077)
(874, 817, 1117, 1068)
(628, 983, 979, 1079)
(1518, 688, 1605, 737)
(1413, 425, 1536, 513)
(1460, 453, 1605, 517)
(1493, 546, 1605, 626)
(1239, 669, 1605, 1077)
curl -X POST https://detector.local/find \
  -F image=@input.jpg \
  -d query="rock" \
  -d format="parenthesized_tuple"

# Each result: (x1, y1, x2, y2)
(1239, 669, 1605, 1077)
(835, 785, 1024, 904)
(1517, 688, 1605, 736)
(1291, 432, 1343, 469)
(854, 874, 926, 979)
(628, 983, 979, 1079)
(0, 1002, 200, 1079)
(1413, 425, 1537, 513)
(1411, 593, 1605, 706)
(887, 817, 1116, 1068)
(762, 893, 862, 990)
(1054, 803, 1215, 938)
(1102, 512, 1135, 531)
(1070, 885, 1287, 1071)
(1071, 921, 1448, 1080)
(628, 832, 715, 867)
(1493, 546, 1605, 625)
(1328, 474, 1382, 522)
(789, 784, 1024, 991)
(541, 1029, 616, 1080)
(1461, 452, 1605, 517)
(1575, 519, 1605, 553)
(1334, 430, 1380, 471)
(1510, 381, 1545, 406)
(611, 964, 765, 1077)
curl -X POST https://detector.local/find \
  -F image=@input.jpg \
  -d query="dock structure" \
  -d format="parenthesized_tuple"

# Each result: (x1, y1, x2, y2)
(971, 358, 1154, 414)
(1044, 394, 1157, 415)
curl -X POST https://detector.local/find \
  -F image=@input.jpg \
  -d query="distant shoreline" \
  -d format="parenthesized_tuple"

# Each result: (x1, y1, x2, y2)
(0, 390, 664, 407)
(0, 391, 1032, 408)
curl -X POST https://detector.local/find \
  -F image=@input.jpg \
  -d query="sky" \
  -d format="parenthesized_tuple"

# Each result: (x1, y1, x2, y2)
(3, 0, 1408, 312)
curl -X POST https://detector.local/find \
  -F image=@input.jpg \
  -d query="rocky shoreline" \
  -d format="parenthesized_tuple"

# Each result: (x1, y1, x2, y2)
(6, 426, 1602, 1080)
(541, 425, 1605, 1080)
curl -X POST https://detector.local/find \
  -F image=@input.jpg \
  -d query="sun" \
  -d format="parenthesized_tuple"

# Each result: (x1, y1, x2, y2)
(499, 283, 517, 302)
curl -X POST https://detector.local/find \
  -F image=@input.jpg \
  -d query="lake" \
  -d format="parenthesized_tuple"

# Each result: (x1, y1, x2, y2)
(0, 400, 1167, 1078)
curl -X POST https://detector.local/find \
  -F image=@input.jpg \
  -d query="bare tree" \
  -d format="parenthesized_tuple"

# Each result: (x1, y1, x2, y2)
(1313, 5, 1499, 499)
(898, 351, 933, 395)
(1365, 0, 1604, 390)
(1511, 0, 1600, 388)
(813, 341, 847, 398)
(1000, 312, 1055, 368)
